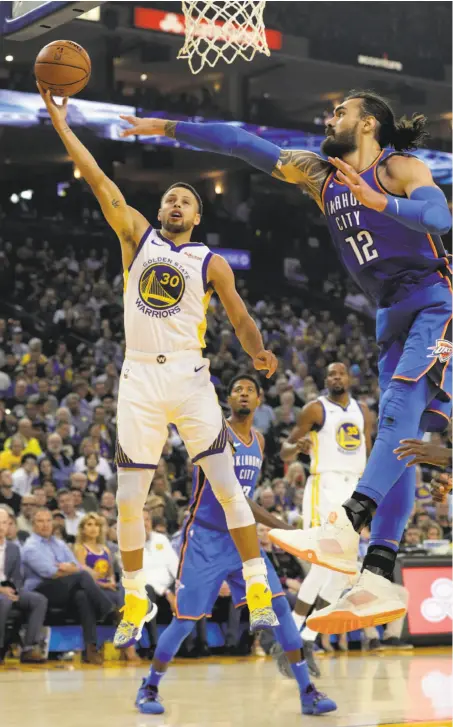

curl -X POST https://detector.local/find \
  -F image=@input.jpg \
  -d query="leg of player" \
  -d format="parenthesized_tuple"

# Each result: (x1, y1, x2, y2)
(270, 596, 336, 716)
(290, 566, 326, 675)
(198, 448, 278, 631)
(136, 617, 196, 715)
(113, 468, 157, 648)
(269, 376, 437, 578)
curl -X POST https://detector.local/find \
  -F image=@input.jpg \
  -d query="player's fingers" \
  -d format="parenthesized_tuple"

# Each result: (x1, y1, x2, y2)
(404, 456, 419, 467)
(119, 115, 139, 124)
(399, 439, 422, 446)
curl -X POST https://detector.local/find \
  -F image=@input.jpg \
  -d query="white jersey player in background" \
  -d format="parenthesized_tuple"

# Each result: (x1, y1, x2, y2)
(280, 363, 372, 673)
(39, 85, 279, 649)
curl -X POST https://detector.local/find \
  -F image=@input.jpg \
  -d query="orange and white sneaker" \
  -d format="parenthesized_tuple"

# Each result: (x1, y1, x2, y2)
(269, 506, 359, 575)
(307, 569, 407, 634)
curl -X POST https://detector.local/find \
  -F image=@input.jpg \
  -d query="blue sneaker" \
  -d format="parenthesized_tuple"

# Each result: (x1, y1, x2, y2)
(301, 684, 337, 715)
(135, 679, 165, 715)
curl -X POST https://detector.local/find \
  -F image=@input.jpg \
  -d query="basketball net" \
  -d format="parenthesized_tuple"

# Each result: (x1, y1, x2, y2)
(178, 0, 270, 74)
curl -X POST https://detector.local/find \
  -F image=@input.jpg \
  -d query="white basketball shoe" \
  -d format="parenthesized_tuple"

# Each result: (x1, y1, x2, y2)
(306, 569, 407, 634)
(269, 505, 359, 575)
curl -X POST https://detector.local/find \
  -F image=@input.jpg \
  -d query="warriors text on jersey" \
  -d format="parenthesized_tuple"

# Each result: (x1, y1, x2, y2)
(322, 150, 450, 307)
(123, 226, 213, 353)
(190, 423, 263, 533)
(310, 396, 366, 476)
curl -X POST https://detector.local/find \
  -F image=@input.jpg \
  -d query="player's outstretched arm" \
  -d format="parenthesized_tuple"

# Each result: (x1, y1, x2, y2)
(37, 84, 145, 269)
(119, 116, 331, 208)
(207, 254, 277, 379)
(280, 401, 324, 462)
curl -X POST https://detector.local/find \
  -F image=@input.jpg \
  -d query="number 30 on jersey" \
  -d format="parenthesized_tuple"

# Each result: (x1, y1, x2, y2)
(345, 231, 378, 266)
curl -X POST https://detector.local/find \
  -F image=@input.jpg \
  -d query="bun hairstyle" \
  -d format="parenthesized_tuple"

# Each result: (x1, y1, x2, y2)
(345, 90, 429, 151)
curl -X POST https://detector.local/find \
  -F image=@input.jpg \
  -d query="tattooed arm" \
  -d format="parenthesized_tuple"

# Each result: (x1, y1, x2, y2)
(37, 84, 148, 268)
(120, 115, 332, 209)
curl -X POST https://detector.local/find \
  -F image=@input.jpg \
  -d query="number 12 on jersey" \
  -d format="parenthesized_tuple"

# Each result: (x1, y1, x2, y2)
(346, 231, 378, 266)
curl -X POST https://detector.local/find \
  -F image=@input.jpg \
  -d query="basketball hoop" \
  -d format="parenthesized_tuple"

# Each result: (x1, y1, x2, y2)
(177, 0, 270, 74)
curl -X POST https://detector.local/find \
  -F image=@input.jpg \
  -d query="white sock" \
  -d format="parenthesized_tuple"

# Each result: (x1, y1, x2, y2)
(243, 557, 268, 588)
(292, 611, 306, 632)
(301, 625, 318, 642)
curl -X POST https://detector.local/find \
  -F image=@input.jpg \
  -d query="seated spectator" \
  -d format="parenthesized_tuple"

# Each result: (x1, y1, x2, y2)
(0, 470, 22, 515)
(21, 337, 47, 367)
(85, 453, 106, 498)
(32, 487, 47, 509)
(274, 390, 301, 427)
(435, 502, 452, 540)
(87, 423, 112, 462)
(42, 480, 58, 511)
(402, 526, 424, 550)
(424, 521, 444, 542)
(0, 435, 24, 473)
(69, 472, 98, 513)
(92, 405, 115, 453)
(52, 511, 70, 542)
(258, 487, 276, 512)
(74, 439, 113, 480)
(37, 457, 54, 485)
(22, 508, 114, 664)
(171, 455, 193, 503)
(56, 489, 83, 538)
(253, 388, 276, 435)
(152, 515, 168, 536)
(99, 491, 116, 519)
(42, 432, 74, 489)
(74, 514, 121, 601)
(12, 453, 38, 496)
(287, 489, 304, 527)
(0, 508, 47, 664)
(16, 494, 37, 536)
(151, 474, 178, 534)
(4, 508, 29, 547)
(62, 393, 92, 439)
(4, 417, 42, 457)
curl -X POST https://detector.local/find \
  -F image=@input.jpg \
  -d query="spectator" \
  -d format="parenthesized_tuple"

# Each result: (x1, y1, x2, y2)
(42, 480, 58, 511)
(274, 390, 301, 427)
(16, 494, 37, 535)
(56, 489, 83, 538)
(258, 487, 276, 512)
(4, 418, 42, 457)
(12, 453, 39, 496)
(0, 470, 22, 515)
(85, 453, 106, 498)
(253, 388, 276, 435)
(74, 440, 113, 480)
(151, 474, 178, 534)
(0, 435, 24, 473)
(21, 337, 47, 367)
(402, 526, 423, 549)
(22, 508, 114, 664)
(37, 457, 54, 485)
(63, 393, 92, 439)
(69, 472, 98, 513)
(0, 508, 48, 664)
(424, 522, 444, 541)
(42, 433, 74, 489)
(32, 487, 47, 509)
(99, 491, 116, 519)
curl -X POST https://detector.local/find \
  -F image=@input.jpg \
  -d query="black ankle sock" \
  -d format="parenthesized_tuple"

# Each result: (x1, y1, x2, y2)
(362, 545, 397, 580)
(343, 493, 377, 533)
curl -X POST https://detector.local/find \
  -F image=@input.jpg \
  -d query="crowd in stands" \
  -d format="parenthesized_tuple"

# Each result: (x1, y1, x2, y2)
(0, 182, 451, 665)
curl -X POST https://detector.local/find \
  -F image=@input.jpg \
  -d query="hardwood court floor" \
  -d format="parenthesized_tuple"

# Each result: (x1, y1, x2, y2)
(1, 648, 451, 727)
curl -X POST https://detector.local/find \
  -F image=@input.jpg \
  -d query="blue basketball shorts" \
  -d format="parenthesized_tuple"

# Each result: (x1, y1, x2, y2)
(175, 522, 285, 620)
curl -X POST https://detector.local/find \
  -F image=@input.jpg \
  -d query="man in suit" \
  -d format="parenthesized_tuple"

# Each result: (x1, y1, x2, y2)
(0, 507, 47, 664)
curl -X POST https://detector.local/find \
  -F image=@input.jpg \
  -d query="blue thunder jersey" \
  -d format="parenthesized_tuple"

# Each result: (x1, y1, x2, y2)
(190, 423, 263, 533)
(322, 149, 450, 308)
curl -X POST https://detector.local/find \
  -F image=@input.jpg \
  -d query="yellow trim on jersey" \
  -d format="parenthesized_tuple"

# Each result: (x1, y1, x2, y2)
(311, 475, 320, 527)
(197, 289, 213, 348)
(310, 431, 319, 475)
(123, 269, 129, 293)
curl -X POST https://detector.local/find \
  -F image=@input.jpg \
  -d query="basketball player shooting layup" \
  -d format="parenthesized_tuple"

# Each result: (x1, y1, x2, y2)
(37, 84, 280, 646)
(121, 89, 452, 632)
(135, 375, 336, 717)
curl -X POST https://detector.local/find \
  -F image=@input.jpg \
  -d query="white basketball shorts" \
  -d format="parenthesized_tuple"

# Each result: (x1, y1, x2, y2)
(116, 349, 225, 468)
(303, 472, 360, 529)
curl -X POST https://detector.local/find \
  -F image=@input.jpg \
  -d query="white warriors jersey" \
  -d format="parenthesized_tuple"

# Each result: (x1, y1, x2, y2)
(309, 395, 366, 476)
(123, 226, 213, 354)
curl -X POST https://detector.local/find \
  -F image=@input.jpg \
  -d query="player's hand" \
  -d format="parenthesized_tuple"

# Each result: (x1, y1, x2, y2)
(328, 157, 388, 211)
(394, 439, 451, 467)
(253, 349, 278, 379)
(119, 116, 167, 138)
(36, 82, 68, 127)
(295, 436, 312, 455)
(430, 472, 452, 503)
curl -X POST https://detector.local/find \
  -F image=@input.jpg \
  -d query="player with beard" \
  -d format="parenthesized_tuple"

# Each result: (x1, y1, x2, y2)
(280, 363, 371, 669)
(135, 375, 336, 717)
(121, 89, 451, 632)
(39, 85, 280, 650)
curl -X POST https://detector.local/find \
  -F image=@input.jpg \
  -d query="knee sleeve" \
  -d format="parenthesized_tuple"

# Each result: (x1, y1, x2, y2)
(198, 448, 254, 529)
(116, 468, 153, 551)
(272, 596, 303, 653)
(296, 565, 325, 606)
(154, 617, 196, 664)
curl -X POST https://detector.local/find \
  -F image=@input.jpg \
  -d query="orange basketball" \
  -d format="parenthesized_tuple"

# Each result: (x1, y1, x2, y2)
(34, 40, 91, 97)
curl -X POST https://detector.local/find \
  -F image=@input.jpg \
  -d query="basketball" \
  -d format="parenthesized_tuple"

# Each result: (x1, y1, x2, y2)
(34, 40, 91, 97)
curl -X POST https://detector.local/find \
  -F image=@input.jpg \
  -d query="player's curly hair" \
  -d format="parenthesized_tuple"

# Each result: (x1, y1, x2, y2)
(345, 90, 429, 151)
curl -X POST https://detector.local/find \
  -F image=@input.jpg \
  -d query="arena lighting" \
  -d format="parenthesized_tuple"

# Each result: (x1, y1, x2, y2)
(73, 167, 81, 179)
(20, 189, 33, 200)
(214, 182, 223, 195)
(10, 193, 19, 203)
(140, 73, 148, 81)
(357, 54, 403, 71)
(5, 54, 13, 62)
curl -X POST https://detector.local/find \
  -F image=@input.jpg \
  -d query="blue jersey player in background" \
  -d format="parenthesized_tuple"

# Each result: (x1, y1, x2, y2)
(135, 375, 336, 717)
(122, 89, 452, 633)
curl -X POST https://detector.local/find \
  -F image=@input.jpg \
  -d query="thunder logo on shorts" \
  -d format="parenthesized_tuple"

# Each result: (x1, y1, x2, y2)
(336, 422, 361, 451)
(139, 262, 185, 311)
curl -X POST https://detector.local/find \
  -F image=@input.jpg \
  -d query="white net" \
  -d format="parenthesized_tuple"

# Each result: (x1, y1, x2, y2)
(178, 0, 270, 75)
